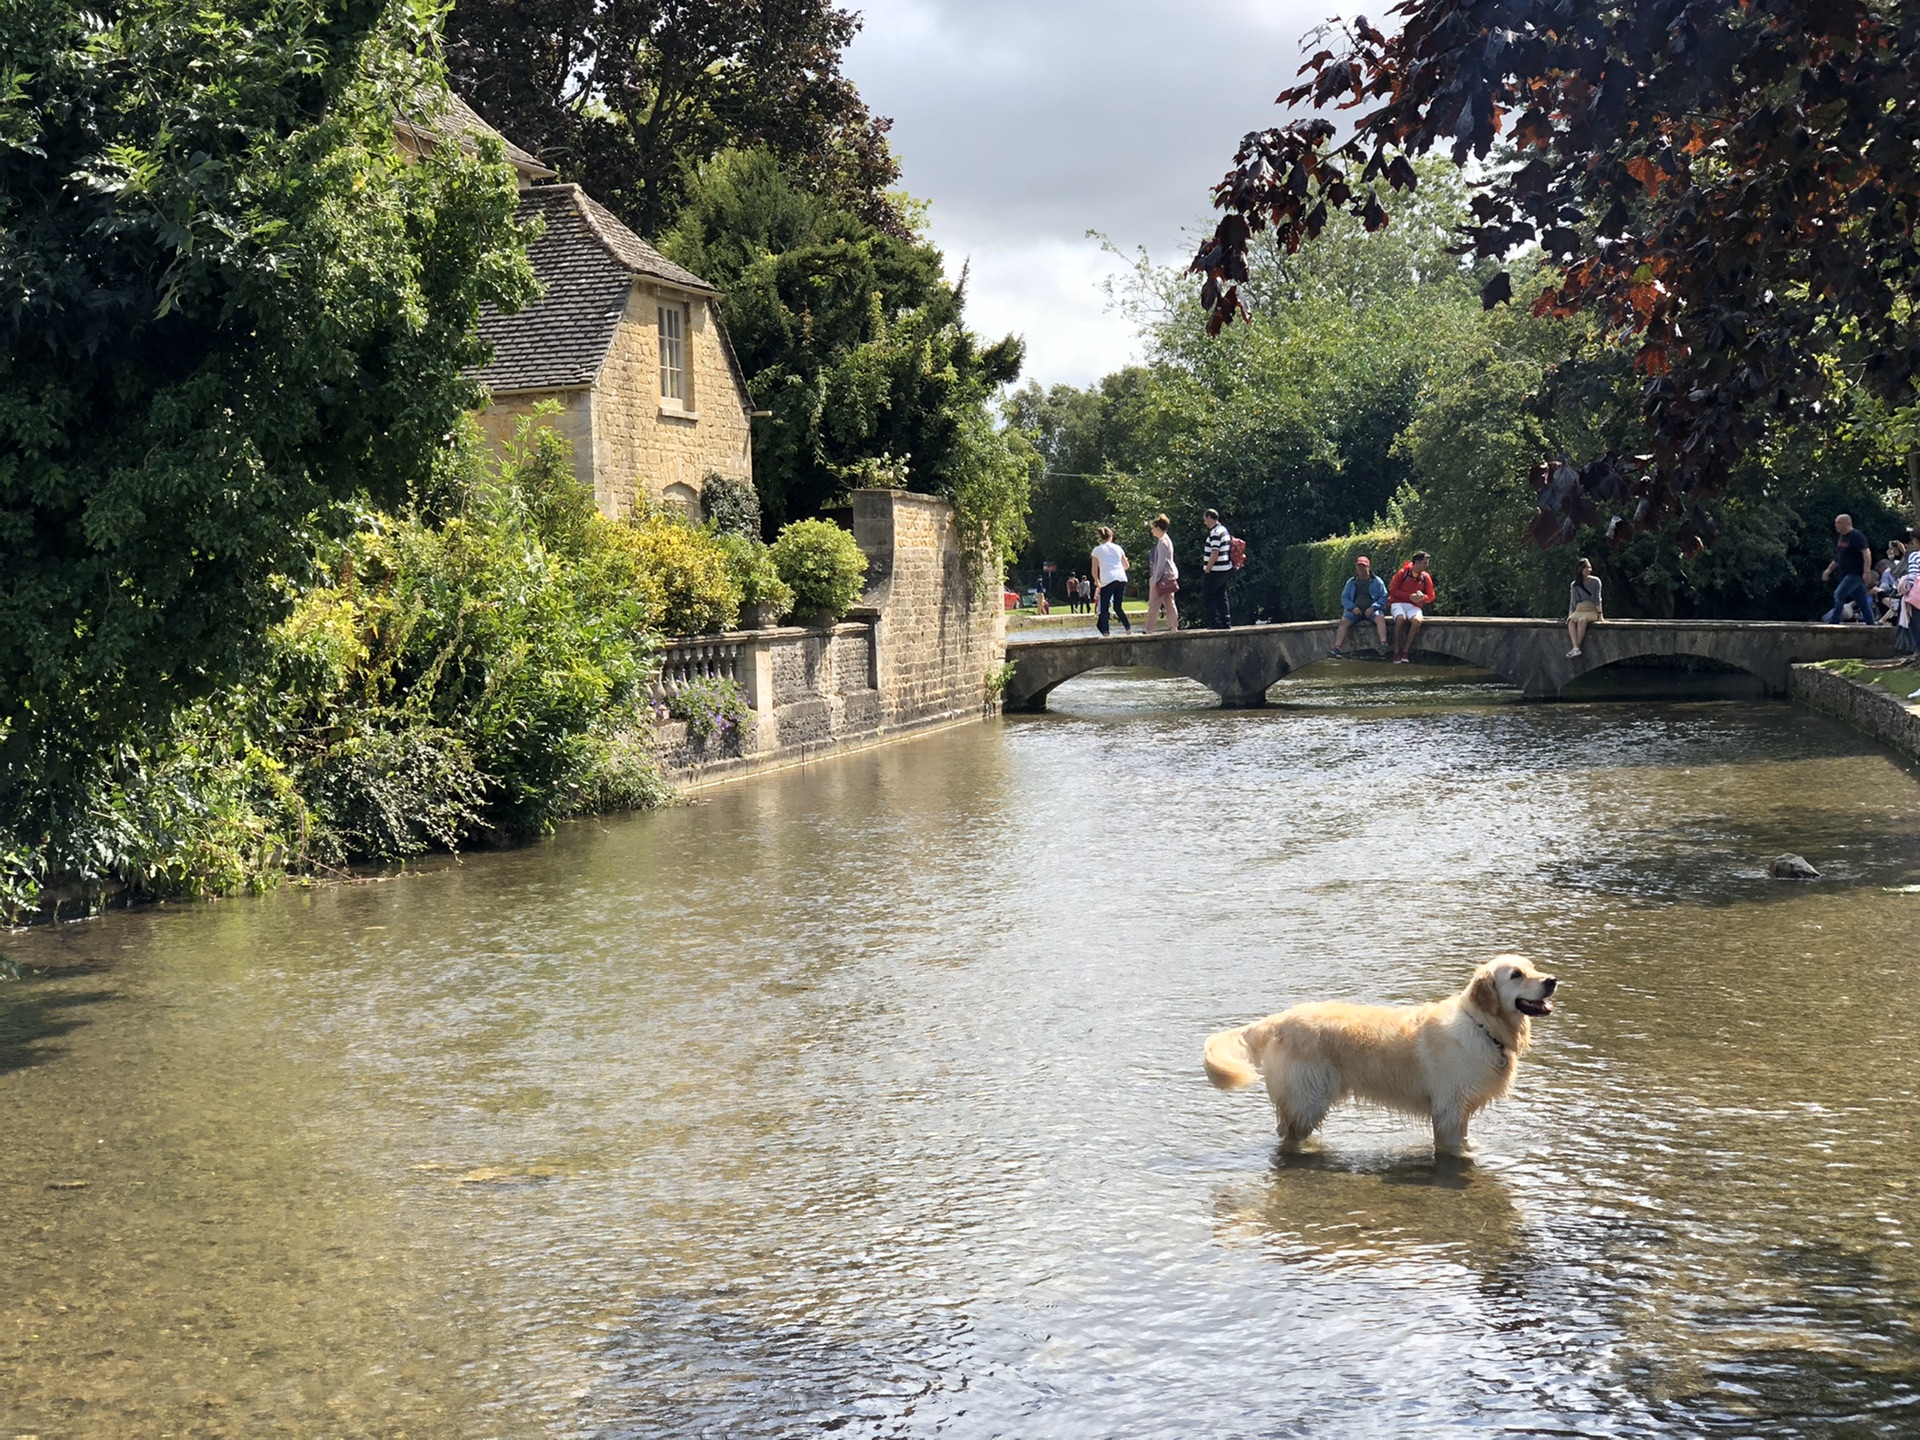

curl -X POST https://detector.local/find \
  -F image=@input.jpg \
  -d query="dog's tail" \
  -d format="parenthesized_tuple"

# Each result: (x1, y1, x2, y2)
(1203, 1023, 1264, 1091)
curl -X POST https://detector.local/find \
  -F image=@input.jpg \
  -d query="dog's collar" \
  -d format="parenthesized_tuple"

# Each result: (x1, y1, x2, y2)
(1468, 1014, 1510, 1062)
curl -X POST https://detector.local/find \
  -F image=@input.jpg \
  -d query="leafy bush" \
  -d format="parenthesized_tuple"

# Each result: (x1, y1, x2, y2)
(0, 416, 679, 918)
(665, 677, 754, 746)
(0, 4, 538, 790)
(1276, 530, 1406, 620)
(701, 470, 763, 538)
(623, 511, 742, 636)
(302, 718, 487, 866)
(770, 518, 869, 618)
(714, 532, 796, 620)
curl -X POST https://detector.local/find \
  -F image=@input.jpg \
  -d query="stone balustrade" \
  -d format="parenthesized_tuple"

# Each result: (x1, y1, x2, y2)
(651, 636, 751, 706)
(651, 489, 1004, 787)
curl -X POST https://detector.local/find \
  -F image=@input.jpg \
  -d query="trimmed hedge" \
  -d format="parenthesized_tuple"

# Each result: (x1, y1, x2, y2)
(1276, 529, 1408, 620)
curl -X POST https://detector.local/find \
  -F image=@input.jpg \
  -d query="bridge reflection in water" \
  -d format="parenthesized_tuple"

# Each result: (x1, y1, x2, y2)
(1003, 617, 1894, 710)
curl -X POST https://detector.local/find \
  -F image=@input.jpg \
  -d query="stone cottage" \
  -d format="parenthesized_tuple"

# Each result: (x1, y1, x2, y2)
(429, 99, 757, 520)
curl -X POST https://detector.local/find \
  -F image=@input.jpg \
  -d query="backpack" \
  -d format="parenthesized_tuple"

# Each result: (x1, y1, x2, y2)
(1228, 535, 1247, 570)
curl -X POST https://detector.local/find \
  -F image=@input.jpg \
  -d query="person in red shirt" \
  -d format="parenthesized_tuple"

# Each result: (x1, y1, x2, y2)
(1387, 552, 1436, 664)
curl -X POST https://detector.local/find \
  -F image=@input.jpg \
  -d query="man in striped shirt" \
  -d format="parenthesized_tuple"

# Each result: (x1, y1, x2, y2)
(1201, 508, 1233, 629)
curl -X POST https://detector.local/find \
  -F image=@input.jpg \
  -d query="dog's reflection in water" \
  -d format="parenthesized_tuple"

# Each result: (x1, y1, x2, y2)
(1213, 1147, 1530, 1284)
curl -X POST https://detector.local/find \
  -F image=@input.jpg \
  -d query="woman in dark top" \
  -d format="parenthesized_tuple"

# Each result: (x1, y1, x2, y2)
(1567, 557, 1604, 658)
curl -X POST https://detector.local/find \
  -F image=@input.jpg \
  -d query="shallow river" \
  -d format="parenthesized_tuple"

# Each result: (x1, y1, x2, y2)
(6, 665, 1920, 1438)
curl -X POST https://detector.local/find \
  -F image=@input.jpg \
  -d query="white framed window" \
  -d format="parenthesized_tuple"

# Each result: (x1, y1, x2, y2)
(658, 303, 686, 402)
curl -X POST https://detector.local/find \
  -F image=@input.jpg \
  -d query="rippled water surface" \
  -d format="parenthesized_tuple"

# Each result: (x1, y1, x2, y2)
(7, 665, 1920, 1437)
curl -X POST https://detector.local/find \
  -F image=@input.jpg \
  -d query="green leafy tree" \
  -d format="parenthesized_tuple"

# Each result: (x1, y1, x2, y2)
(443, 0, 901, 237)
(660, 148, 1028, 557)
(1194, 0, 1920, 546)
(1006, 368, 1161, 583)
(0, 0, 537, 808)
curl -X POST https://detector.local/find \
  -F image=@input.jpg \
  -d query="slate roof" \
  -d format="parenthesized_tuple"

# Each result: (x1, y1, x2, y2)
(470, 185, 719, 395)
(395, 92, 557, 181)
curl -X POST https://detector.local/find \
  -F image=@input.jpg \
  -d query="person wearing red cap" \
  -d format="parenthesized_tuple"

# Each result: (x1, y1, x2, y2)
(1330, 555, 1388, 657)
(1388, 552, 1436, 663)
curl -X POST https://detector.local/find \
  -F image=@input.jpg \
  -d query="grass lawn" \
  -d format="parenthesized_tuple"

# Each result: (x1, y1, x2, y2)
(1815, 655, 1920, 705)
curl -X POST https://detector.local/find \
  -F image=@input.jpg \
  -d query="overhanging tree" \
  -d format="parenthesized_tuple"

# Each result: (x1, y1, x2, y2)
(0, 0, 537, 797)
(659, 148, 1027, 556)
(1191, 0, 1920, 549)
(443, 0, 903, 238)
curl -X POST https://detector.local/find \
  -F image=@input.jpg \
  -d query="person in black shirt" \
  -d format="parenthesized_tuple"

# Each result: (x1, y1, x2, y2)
(1822, 513, 1874, 624)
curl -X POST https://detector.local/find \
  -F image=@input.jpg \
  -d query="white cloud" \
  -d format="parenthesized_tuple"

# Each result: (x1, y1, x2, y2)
(845, 0, 1325, 386)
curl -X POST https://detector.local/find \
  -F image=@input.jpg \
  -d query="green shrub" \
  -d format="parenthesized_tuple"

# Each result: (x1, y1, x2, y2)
(1277, 529, 1406, 620)
(769, 518, 869, 618)
(714, 532, 796, 620)
(665, 677, 754, 746)
(302, 718, 487, 866)
(0, 416, 678, 917)
(701, 470, 764, 538)
(623, 511, 743, 636)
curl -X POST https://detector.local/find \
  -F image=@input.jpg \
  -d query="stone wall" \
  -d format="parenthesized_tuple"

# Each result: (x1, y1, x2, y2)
(654, 490, 1005, 788)
(590, 282, 753, 518)
(475, 389, 595, 496)
(1789, 662, 1920, 763)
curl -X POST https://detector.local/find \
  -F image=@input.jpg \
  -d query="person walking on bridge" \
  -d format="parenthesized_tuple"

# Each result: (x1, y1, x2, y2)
(1145, 515, 1180, 633)
(1200, 509, 1233, 629)
(1388, 553, 1435, 664)
(1822, 514, 1873, 624)
(1091, 526, 1132, 637)
(1330, 555, 1388, 657)
(1567, 557, 1604, 657)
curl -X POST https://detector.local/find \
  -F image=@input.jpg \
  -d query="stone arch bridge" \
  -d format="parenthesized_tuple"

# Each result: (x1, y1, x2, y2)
(1003, 618, 1893, 710)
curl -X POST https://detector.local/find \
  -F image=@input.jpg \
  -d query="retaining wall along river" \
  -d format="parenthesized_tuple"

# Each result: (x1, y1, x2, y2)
(652, 488, 1005, 787)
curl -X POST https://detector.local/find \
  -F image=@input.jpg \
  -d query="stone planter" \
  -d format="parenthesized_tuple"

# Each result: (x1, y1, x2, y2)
(807, 606, 840, 630)
(743, 602, 781, 630)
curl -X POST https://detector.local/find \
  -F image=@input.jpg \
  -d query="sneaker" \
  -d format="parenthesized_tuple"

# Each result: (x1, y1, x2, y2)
(1567, 646, 1582, 658)
(1393, 655, 1410, 665)
(1329, 646, 1346, 658)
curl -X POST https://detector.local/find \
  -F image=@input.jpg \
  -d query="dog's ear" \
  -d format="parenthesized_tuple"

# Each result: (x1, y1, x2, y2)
(1468, 971, 1501, 1017)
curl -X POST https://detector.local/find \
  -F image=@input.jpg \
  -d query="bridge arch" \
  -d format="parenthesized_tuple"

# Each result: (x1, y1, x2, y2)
(1381, 627, 1539, 694)
(1557, 639, 1792, 696)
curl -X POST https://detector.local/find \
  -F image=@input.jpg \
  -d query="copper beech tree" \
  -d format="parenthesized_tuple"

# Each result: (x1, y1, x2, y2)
(1192, 0, 1920, 550)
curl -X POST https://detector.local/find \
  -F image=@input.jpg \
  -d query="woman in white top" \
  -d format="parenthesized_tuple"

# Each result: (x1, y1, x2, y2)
(1144, 514, 1179, 633)
(1567, 556, 1603, 657)
(1090, 526, 1131, 636)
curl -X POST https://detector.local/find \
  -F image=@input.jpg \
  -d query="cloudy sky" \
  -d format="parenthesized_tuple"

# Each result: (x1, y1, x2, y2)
(843, 0, 1328, 389)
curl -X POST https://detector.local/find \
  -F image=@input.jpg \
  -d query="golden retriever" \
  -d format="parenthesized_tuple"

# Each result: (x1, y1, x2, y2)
(1203, 957, 1557, 1155)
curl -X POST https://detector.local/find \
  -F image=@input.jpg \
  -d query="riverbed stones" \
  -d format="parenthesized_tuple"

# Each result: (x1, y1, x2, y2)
(1769, 853, 1821, 879)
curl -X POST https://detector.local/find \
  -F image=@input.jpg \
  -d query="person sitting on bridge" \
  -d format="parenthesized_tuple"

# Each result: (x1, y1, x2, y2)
(1330, 555, 1388, 657)
(1567, 557, 1604, 657)
(1388, 553, 1436, 664)
(1822, 514, 1873, 624)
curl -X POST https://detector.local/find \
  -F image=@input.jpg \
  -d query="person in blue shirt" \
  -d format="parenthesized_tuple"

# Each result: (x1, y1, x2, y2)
(1330, 555, 1389, 657)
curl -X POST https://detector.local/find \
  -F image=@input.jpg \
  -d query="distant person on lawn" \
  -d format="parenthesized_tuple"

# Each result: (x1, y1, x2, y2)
(1388, 552, 1436, 664)
(1822, 513, 1873, 624)
(1567, 557, 1604, 657)
(1091, 526, 1132, 636)
(1330, 555, 1388, 657)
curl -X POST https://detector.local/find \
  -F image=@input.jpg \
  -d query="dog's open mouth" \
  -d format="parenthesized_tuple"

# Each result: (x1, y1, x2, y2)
(1515, 996, 1555, 1017)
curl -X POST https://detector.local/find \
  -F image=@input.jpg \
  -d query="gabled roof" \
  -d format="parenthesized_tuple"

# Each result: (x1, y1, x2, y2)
(396, 91, 557, 183)
(470, 184, 719, 396)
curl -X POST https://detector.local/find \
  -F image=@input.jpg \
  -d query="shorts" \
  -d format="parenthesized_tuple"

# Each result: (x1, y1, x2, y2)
(1344, 608, 1382, 623)
(1390, 602, 1424, 620)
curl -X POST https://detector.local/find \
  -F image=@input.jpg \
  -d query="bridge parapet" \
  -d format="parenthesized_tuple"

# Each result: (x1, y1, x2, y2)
(1003, 618, 1894, 710)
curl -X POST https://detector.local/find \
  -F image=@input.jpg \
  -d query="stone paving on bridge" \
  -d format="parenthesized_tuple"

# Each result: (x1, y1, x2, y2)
(1003, 617, 1895, 710)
